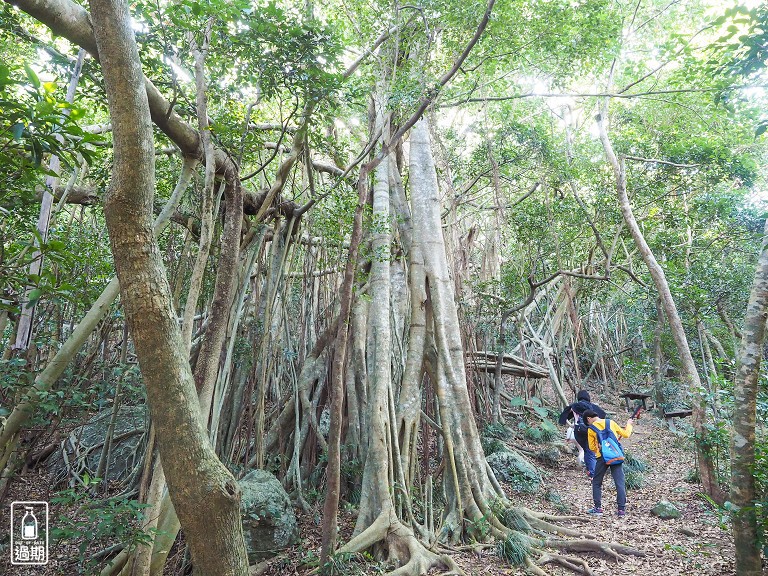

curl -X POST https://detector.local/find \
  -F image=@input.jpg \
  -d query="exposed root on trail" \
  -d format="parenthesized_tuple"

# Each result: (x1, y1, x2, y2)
(522, 506, 584, 523)
(516, 535, 645, 576)
(520, 507, 590, 538)
(544, 537, 646, 561)
(475, 504, 646, 576)
(537, 551, 594, 575)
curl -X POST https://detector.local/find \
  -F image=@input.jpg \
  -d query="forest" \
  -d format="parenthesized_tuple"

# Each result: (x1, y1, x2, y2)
(0, 0, 767, 574)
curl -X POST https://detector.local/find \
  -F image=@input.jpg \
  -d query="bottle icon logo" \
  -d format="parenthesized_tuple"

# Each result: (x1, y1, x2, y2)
(22, 506, 38, 540)
(11, 501, 48, 565)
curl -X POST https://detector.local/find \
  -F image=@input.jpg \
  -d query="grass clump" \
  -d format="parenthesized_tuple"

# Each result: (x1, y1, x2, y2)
(497, 532, 531, 566)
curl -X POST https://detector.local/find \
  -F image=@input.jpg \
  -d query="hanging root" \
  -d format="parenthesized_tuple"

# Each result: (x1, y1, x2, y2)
(338, 509, 465, 576)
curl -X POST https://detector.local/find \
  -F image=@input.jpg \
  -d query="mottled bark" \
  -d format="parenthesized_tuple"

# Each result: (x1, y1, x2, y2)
(88, 1, 248, 574)
(730, 220, 768, 576)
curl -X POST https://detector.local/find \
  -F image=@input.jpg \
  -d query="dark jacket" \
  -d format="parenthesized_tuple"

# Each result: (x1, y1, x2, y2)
(558, 400, 606, 426)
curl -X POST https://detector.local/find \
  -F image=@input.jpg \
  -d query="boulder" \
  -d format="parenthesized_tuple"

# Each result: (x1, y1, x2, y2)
(487, 450, 541, 493)
(239, 470, 299, 562)
(651, 500, 682, 519)
(47, 405, 148, 485)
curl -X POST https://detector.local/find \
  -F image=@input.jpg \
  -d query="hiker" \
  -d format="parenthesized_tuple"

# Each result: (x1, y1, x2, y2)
(557, 390, 606, 478)
(582, 408, 634, 517)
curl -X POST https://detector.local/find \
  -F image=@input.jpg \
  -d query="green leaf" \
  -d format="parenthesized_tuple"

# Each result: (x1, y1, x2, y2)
(23, 64, 40, 88)
(26, 288, 43, 306)
(11, 122, 24, 141)
(509, 396, 526, 407)
(47, 239, 67, 252)
(533, 405, 549, 418)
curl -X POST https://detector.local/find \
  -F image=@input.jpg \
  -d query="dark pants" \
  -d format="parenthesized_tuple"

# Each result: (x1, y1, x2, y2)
(575, 433, 597, 475)
(592, 457, 626, 510)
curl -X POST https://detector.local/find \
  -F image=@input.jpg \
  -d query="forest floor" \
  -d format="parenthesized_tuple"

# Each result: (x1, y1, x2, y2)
(0, 400, 737, 576)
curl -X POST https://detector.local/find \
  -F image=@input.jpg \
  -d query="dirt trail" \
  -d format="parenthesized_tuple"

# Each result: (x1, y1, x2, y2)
(458, 407, 736, 575)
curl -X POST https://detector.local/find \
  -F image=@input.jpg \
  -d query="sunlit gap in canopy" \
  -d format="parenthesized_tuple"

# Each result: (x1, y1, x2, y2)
(30, 49, 55, 84)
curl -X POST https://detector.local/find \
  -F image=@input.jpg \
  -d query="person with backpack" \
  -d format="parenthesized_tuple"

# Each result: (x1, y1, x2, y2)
(557, 390, 606, 478)
(582, 408, 634, 517)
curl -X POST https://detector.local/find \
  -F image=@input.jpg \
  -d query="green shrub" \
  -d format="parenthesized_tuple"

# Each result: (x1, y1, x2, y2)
(544, 489, 569, 513)
(625, 469, 644, 490)
(623, 451, 648, 472)
(534, 446, 561, 466)
(499, 507, 531, 533)
(50, 477, 152, 574)
(483, 422, 513, 440)
(321, 551, 384, 575)
(481, 437, 508, 455)
(523, 420, 558, 444)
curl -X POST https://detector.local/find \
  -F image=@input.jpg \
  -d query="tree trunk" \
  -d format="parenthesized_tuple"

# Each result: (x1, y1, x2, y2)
(88, 1, 248, 574)
(730, 220, 768, 576)
(596, 103, 725, 504)
(409, 119, 503, 541)
(653, 296, 665, 407)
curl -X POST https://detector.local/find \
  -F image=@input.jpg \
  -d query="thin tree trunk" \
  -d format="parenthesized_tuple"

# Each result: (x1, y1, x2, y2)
(596, 102, 725, 504)
(319, 126, 373, 567)
(730, 220, 768, 576)
(653, 296, 664, 390)
(88, 2, 248, 574)
(180, 21, 217, 354)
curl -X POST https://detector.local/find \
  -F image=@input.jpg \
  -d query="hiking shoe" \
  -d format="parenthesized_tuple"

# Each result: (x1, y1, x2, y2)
(587, 507, 603, 516)
(617, 509, 626, 517)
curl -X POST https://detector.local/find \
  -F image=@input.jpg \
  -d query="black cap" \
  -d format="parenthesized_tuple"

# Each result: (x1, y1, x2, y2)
(577, 390, 590, 402)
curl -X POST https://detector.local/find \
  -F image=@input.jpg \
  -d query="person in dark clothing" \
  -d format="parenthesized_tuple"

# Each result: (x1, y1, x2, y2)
(557, 390, 607, 478)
